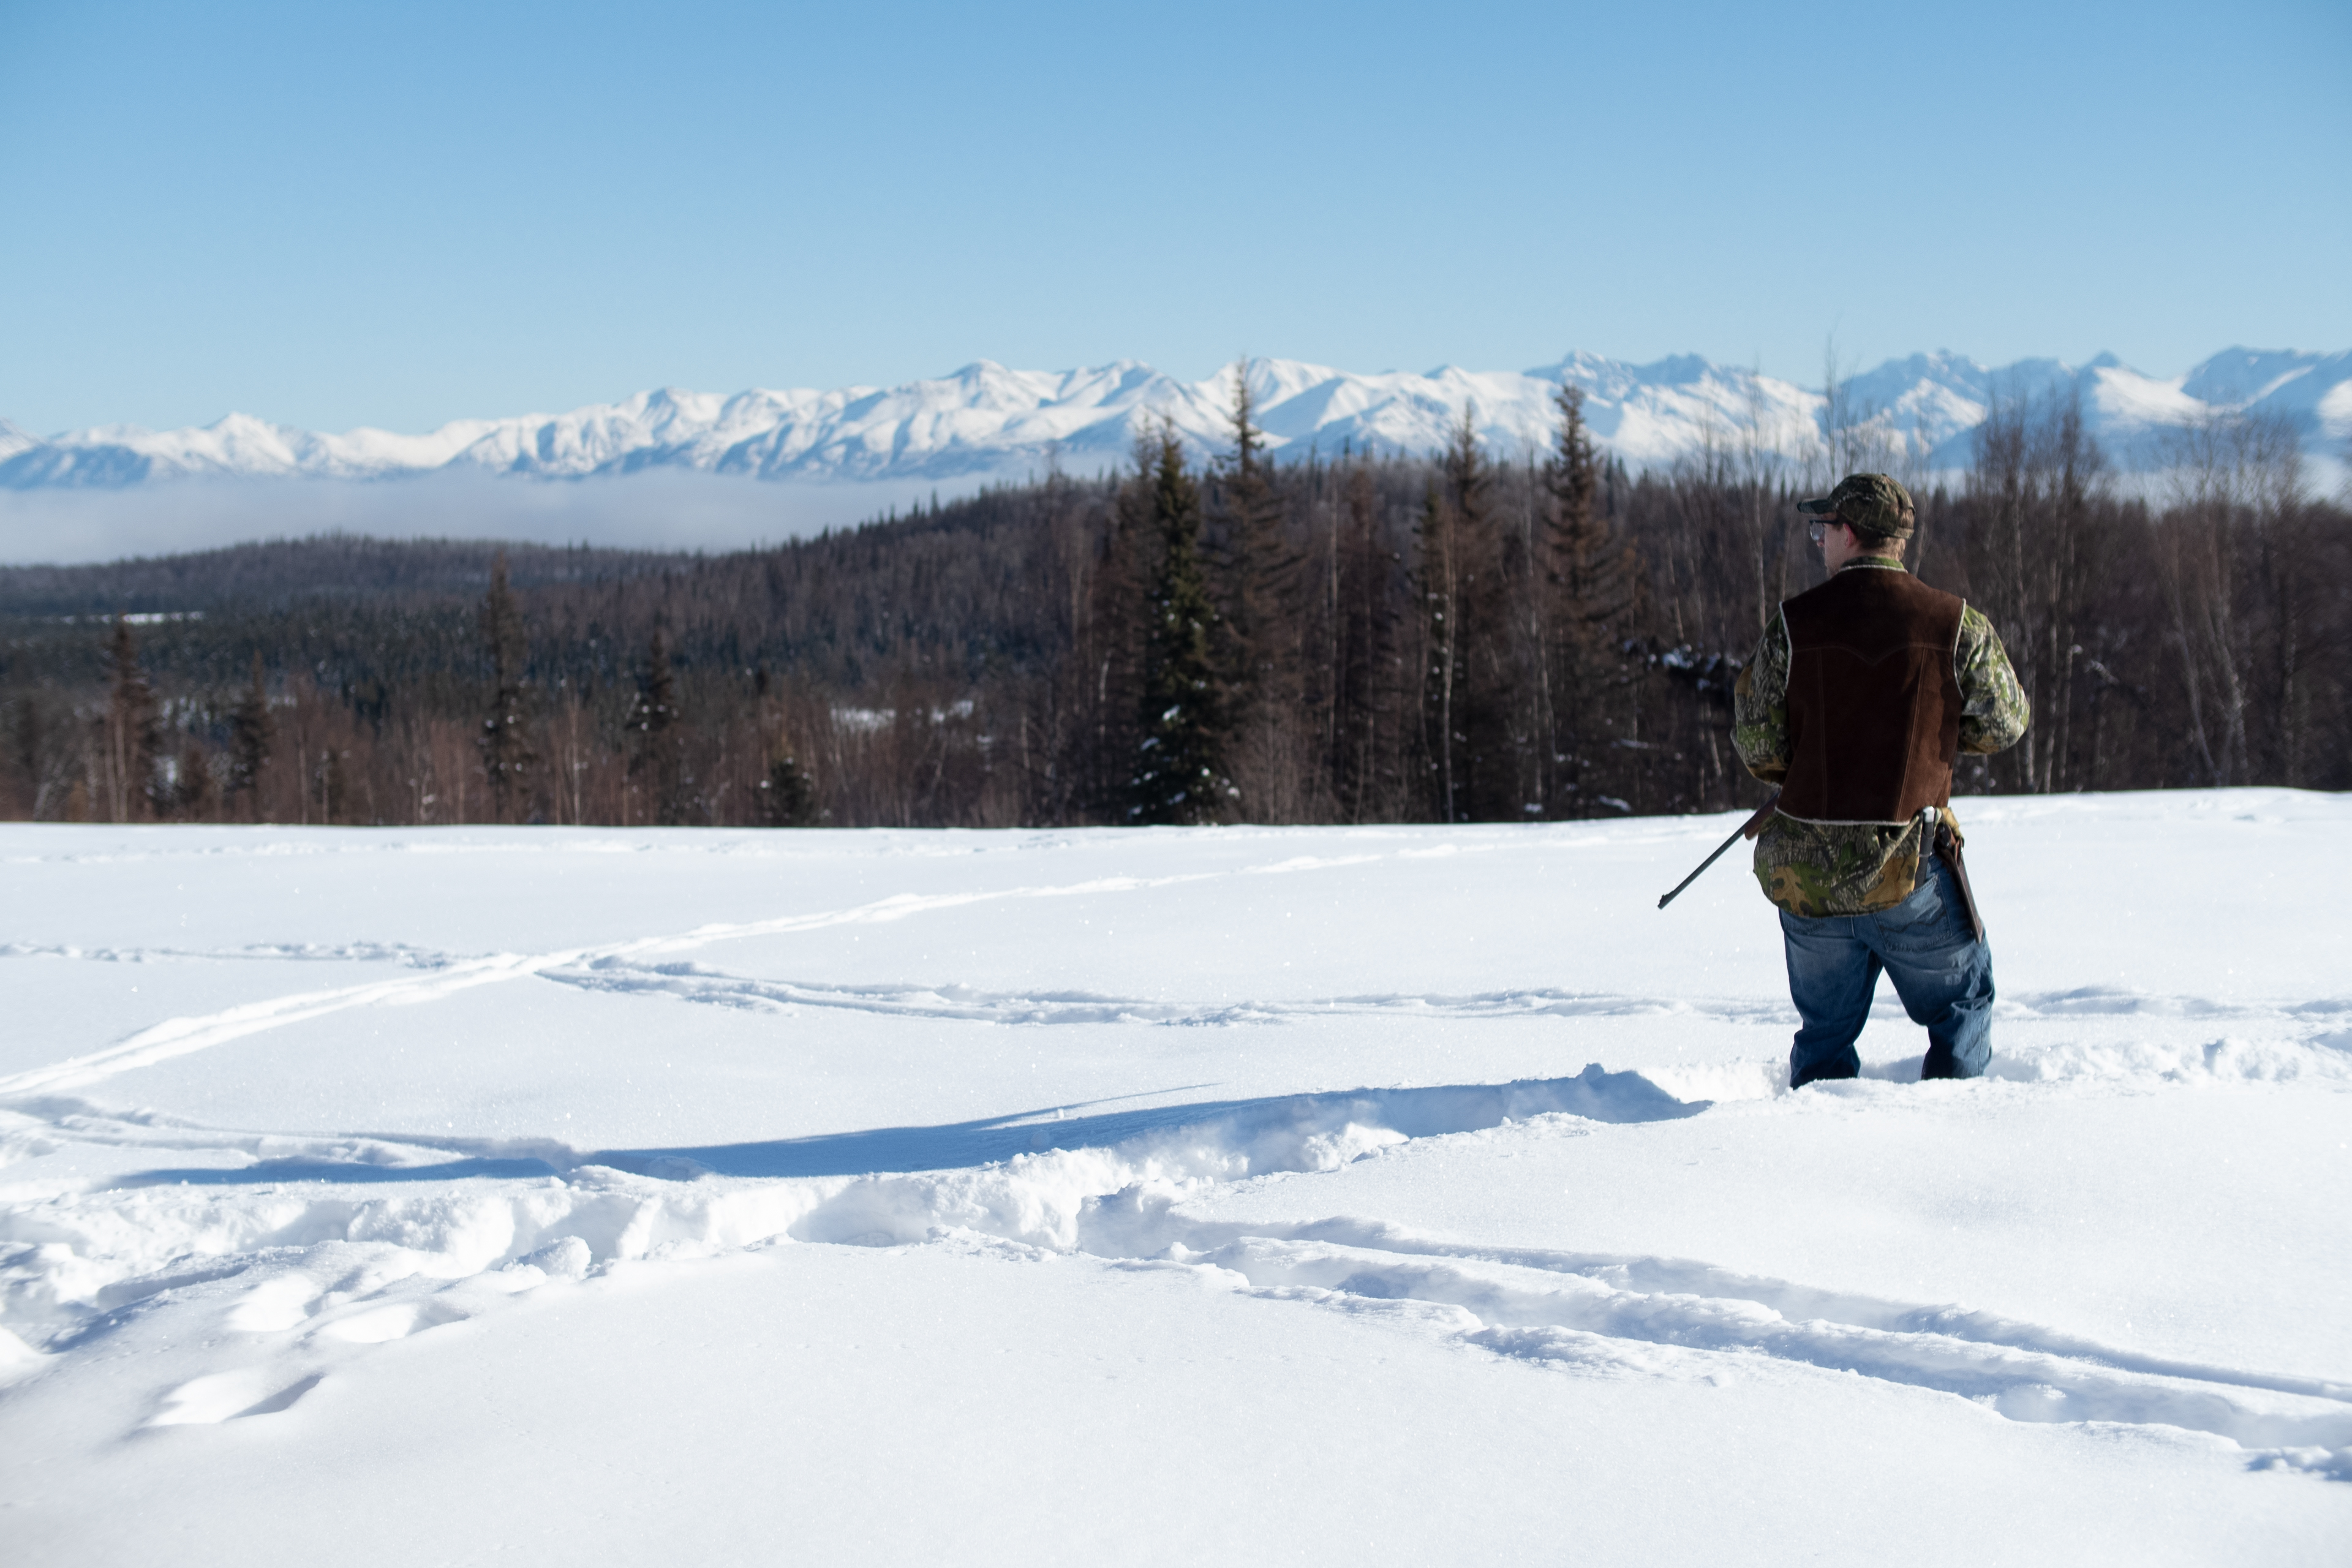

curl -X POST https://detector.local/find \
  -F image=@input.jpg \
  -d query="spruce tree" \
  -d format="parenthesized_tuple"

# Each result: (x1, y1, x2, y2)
(102, 617, 164, 823)
(758, 749, 821, 827)
(478, 551, 536, 821)
(1215, 361, 1305, 817)
(1414, 480, 1461, 822)
(228, 652, 274, 817)
(1441, 407, 1511, 819)
(314, 745, 348, 825)
(1412, 411, 1510, 822)
(1066, 448, 1152, 821)
(1129, 428, 1229, 824)
(628, 628, 688, 824)
(1545, 383, 1638, 813)
(1330, 458, 1400, 821)
(174, 740, 213, 820)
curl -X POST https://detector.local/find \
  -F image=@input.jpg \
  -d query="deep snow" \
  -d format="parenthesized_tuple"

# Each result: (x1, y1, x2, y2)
(2, 790, 2348, 1563)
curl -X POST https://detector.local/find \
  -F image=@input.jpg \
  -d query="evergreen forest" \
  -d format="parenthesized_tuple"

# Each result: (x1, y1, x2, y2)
(4, 377, 2346, 829)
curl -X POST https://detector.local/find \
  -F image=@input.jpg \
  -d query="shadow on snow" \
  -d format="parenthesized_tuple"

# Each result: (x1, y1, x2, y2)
(107, 1067, 1706, 1188)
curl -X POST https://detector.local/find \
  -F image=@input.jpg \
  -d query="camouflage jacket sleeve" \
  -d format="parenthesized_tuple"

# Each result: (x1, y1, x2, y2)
(1955, 604, 2030, 755)
(1730, 611, 1790, 783)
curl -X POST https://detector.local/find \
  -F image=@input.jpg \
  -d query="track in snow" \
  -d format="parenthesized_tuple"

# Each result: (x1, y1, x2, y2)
(6, 1062, 2350, 1479)
(9, 929, 2349, 1099)
(5, 857, 2350, 1482)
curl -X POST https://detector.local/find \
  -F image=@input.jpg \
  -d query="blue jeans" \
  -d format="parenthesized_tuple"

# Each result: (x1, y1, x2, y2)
(1779, 854, 1994, 1087)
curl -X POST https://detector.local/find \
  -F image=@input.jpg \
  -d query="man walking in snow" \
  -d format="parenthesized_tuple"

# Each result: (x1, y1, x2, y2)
(1731, 474, 2030, 1088)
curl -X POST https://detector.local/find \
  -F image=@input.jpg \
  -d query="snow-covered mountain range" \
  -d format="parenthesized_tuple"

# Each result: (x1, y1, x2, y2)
(4, 347, 2346, 492)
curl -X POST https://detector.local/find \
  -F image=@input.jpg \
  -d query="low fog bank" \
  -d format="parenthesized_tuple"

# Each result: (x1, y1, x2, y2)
(0, 469, 1007, 565)
(7, 456, 2341, 571)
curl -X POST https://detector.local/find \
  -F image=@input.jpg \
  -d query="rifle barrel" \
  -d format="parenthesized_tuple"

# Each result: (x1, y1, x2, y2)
(1656, 794, 1780, 910)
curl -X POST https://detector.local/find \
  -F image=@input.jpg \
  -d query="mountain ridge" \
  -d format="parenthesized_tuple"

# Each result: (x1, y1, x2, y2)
(6, 347, 2347, 492)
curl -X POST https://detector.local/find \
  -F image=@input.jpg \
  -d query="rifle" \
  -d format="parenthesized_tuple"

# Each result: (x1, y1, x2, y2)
(1656, 791, 1781, 911)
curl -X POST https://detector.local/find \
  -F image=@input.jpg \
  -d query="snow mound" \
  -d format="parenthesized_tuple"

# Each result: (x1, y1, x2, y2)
(0, 1067, 1690, 1343)
(7, 1060, 2345, 1471)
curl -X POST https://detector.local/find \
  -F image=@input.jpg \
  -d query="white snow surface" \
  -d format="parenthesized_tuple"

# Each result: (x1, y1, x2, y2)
(2, 788, 2348, 1564)
(6, 347, 2348, 493)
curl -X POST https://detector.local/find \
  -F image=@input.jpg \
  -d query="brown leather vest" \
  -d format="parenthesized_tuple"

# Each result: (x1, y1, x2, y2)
(1777, 565, 1966, 824)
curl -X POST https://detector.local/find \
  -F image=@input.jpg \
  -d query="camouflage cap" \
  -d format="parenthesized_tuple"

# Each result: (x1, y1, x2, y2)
(1796, 473, 1915, 539)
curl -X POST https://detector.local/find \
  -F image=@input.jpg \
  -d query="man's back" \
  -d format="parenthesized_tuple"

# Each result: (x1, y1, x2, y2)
(1778, 565, 1966, 826)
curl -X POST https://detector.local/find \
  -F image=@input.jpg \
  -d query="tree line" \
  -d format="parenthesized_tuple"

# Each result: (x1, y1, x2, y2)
(4, 374, 2346, 828)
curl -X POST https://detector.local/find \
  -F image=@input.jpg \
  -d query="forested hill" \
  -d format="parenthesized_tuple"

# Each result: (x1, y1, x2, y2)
(0, 484, 1085, 698)
(3, 388, 2346, 830)
(0, 536, 693, 617)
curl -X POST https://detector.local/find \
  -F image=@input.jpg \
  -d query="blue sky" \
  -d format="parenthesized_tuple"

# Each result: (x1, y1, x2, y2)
(2, 0, 2346, 435)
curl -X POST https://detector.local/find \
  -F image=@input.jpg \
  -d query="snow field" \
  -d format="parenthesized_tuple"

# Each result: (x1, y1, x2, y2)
(2, 790, 2349, 1562)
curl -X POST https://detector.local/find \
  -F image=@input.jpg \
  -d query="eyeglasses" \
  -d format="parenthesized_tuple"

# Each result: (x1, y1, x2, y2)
(1806, 519, 1836, 545)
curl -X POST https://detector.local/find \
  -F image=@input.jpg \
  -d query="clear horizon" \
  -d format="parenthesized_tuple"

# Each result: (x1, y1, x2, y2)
(3, 0, 2346, 435)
